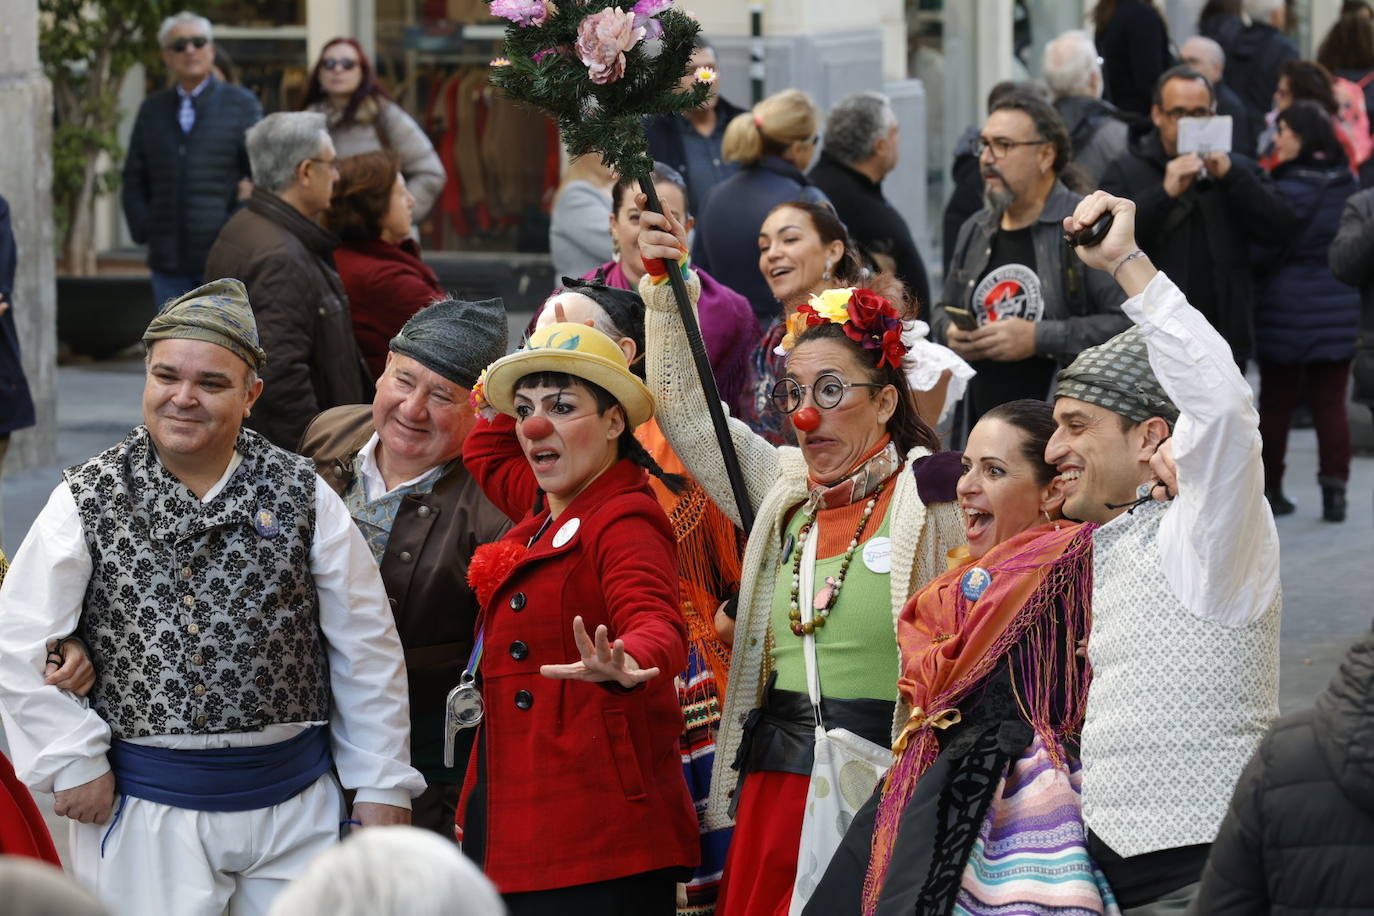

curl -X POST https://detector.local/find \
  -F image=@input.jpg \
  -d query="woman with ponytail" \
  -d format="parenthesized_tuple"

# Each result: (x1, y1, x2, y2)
(694, 89, 831, 326)
(459, 320, 698, 913)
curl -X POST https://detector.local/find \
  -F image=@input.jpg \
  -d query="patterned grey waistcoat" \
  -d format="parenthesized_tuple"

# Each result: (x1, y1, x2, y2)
(64, 426, 331, 738)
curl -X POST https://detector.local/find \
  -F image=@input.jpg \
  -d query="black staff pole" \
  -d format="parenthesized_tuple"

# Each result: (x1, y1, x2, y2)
(637, 177, 756, 534)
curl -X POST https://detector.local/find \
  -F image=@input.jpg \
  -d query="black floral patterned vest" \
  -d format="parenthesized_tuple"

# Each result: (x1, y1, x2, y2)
(63, 426, 331, 738)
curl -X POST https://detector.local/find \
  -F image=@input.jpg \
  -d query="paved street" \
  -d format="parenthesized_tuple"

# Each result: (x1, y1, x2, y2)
(2, 350, 1371, 864)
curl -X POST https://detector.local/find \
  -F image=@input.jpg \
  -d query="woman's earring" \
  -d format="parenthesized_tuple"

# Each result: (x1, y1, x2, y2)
(1043, 509, 1061, 531)
(822, 261, 833, 281)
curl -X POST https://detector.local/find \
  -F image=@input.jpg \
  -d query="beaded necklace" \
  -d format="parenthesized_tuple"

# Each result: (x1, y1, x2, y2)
(786, 480, 886, 637)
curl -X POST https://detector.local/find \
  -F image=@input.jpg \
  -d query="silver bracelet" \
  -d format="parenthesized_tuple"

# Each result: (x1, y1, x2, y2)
(1112, 249, 1147, 281)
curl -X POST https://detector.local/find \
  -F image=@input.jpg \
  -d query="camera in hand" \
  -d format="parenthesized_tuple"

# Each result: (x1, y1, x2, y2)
(1063, 211, 1114, 248)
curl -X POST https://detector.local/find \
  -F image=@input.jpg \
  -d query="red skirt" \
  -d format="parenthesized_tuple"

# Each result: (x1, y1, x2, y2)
(0, 752, 60, 865)
(715, 770, 808, 916)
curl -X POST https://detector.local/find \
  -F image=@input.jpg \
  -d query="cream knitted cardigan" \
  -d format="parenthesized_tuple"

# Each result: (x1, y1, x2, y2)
(641, 271, 965, 830)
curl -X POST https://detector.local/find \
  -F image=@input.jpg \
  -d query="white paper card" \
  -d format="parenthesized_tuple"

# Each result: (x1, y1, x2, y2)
(1177, 116, 1233, 155)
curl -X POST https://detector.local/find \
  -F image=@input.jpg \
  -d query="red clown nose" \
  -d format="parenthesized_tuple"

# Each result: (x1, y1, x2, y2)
(521, 415, 554, 440)
(792, 406, 821, 432)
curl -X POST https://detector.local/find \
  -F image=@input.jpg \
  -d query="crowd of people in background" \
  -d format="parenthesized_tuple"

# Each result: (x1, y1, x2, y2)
(0, 2, 1372, 916)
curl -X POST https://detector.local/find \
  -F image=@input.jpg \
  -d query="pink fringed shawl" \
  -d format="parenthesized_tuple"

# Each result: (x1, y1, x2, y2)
(862, 521, 1096, 914)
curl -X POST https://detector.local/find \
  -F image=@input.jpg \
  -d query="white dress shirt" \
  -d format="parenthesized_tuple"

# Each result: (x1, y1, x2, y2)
(354, 432, 444, 502)
(0, 449, 424, 807)
(1127, 270, 1282, 628)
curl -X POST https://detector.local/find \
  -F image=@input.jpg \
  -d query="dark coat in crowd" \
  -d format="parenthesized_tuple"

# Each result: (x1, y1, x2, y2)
(0, 196, 34, 438)
(1328, 185, 1374, 406)
(1100, 128, 1294, 362)
(1054, 95, 1132, 184)
(1095, 0, 1174, 118)
(1189, 629, 1374, 916)
(693, 155, 829, 325)
(205, 188, 371, 449)
(1253, 160, 1361, 365)
(808, 151, 932, 311)
(1217, 82, 1261, 159)
(121, 76, 262, 278)
(1202, 13, 1299, 124)
(943, 126, 985, 275)
(299, 405, 510, 798)
(645, 95, 746, 216)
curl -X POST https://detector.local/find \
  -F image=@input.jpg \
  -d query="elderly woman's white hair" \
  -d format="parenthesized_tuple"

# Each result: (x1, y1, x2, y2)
(266, 826, 506, 916)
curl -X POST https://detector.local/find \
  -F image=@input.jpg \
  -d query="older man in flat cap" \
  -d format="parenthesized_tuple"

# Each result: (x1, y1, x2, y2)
(1048, 193, 1281, 915)
(299, 296, 510, 840)
(0, 279, 424, 916)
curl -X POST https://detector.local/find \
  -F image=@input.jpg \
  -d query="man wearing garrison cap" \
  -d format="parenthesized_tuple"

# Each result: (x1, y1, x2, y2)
(299, 296, 511, 839)
(0, 280, 423, 915)
(1048, 194, 1280, 915)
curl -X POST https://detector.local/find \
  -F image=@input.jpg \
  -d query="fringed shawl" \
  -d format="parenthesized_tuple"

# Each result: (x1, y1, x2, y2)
(638, 417, 738, 692)
(862, 521, 1096, 914)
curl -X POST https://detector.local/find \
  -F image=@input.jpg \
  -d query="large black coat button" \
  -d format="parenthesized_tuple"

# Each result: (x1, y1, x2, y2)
(514, 689, 533, 709)
(509, 640, 529, 661)
(509, 592, 526, 611)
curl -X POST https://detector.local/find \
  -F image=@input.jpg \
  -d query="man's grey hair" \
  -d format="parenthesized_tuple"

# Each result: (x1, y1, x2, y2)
(158, 11, 213, 47)
(246, 112, 329, 193)
(823, 92, 896, 166)
(1043, 30, 1100, 99)
(1243, 0, 1283, 19)
(266, 826, 506, 916)
(1182, 35, 1225, 75)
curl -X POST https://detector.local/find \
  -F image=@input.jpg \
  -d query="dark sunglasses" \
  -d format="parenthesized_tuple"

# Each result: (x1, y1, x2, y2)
(321, 58, 359, 71)
(166, 35, 209, 52)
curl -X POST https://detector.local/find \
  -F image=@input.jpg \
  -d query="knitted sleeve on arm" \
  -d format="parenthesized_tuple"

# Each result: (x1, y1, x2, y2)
(641, 268, 780, 529)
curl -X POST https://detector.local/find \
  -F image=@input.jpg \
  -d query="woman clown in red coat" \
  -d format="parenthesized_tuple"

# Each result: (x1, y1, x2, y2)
(459, 322, 699, 914)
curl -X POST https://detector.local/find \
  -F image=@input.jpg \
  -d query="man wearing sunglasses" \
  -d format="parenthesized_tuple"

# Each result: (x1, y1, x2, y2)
(122, 11, 262, 310)
(933, 90, 1129, 439)
(1100, 64, 1292, 366)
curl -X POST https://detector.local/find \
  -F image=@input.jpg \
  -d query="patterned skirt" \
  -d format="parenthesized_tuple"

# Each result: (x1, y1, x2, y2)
(679, 643, 734, 916)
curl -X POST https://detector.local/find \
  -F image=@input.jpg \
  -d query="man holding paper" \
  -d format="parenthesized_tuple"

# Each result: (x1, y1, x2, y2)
(1101, 64, 1292, 365)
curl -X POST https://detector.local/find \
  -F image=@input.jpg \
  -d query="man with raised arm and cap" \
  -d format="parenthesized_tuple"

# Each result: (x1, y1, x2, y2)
(0, 280, 424, 916)
(1049, 192, 1282, 915)
(299, 296, 511, 840)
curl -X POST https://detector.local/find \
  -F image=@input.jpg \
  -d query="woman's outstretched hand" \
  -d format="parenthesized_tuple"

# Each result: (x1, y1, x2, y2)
(635, 192, 691, 274)
(540, 615, 661, 688)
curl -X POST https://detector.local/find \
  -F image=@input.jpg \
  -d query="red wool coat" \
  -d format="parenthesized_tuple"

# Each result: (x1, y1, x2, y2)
(458, 414, 699, 892)
(333, 237, 444, 380)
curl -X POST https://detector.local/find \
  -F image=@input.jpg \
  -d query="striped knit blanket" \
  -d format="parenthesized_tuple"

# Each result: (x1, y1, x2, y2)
(955, 736, 1120, 916)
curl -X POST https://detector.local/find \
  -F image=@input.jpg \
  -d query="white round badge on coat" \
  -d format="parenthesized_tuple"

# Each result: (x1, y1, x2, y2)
(862, 536, 891, 574)
(552, 517, 580, 548)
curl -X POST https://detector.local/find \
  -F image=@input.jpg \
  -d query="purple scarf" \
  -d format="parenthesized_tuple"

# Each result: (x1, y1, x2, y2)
(584, 260, 755, 412)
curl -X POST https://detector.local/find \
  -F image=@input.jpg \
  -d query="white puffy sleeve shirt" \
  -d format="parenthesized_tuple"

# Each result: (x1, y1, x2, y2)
(1126, 271, 1281, 628)
(0, 454, 424, 806)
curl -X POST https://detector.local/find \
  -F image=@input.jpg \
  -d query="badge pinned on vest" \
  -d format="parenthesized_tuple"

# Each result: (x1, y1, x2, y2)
(960, 566, 992, 602)
(253, 508, 280, 539)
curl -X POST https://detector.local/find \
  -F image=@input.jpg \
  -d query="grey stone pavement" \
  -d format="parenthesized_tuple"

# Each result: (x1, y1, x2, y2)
(1, 350, 1371, 865)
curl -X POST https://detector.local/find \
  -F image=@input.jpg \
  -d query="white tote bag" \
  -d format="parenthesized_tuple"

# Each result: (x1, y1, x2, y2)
(787, 527, 893, 916)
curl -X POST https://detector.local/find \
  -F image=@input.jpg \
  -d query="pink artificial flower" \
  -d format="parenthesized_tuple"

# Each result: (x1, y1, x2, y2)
(490, 0, 547, 27)
(632, 0, 673, 14)
(575, 7, 644, 85)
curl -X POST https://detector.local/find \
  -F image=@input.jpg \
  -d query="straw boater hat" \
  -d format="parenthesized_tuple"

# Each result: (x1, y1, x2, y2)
(480, 322, 656, 428)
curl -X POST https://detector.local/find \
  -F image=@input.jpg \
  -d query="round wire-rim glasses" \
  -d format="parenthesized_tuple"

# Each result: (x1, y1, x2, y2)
(769, 374, 884, 414)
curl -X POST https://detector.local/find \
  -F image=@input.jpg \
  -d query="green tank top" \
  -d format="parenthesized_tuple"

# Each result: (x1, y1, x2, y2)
(769, 505, 898, 701)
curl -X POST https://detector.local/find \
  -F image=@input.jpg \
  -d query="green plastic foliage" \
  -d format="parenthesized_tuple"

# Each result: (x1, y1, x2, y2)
(487, 1, 711, 183)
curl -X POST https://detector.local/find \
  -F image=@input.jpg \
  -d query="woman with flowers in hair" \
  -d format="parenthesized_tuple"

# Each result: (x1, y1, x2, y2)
(636, 201, 970, 916)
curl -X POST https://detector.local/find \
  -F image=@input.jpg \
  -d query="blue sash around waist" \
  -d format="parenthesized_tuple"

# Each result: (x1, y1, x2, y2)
(108, 725, 333, 812)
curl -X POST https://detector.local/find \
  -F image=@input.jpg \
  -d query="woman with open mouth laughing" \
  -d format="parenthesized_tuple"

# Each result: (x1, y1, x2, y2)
(804, 399, 1114, 916)
(457, 324, 699, 915)
(638, 204, 969, 916)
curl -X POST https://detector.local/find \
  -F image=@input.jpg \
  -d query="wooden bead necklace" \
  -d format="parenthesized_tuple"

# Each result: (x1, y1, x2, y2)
(787, 481, 886, 637)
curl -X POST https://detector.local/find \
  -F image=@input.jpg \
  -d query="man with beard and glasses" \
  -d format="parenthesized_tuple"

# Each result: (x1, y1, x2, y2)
(933, 90, 1129, 434)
